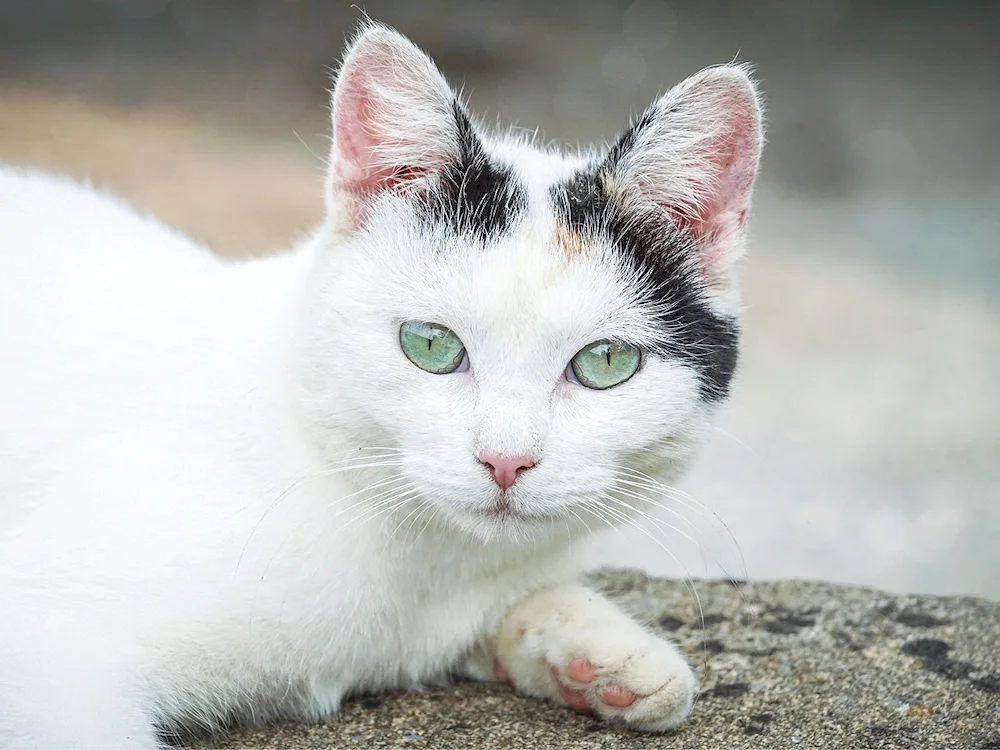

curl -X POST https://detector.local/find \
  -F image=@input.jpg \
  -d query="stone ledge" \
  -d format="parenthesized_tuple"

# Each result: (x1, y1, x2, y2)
(196, 570, 1000, 749)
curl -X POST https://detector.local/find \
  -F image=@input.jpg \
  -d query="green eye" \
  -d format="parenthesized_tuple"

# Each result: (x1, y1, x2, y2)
(569, 340, 641, 390)
(399, 321, 467, 374)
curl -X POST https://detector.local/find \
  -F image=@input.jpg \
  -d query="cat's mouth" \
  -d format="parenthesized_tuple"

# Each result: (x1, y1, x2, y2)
(483, 496, 521, 521)
(479, 495, 556, 524)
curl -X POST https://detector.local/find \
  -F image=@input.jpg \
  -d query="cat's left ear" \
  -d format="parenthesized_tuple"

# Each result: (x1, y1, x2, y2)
(326, 23, 463, 234)
(604, 65, 764, 285)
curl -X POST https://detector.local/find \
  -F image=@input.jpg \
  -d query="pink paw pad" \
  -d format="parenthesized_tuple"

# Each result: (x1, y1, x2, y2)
(600, 683, 638, 708)
(493, 659, 511, 683)
(566, 657, 597, 683)
(555, 678, 592, 713)
(554, 658, 639, 712)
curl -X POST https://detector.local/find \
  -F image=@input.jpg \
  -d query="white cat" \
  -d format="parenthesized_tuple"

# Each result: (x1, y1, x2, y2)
(0, 23, 763, 748)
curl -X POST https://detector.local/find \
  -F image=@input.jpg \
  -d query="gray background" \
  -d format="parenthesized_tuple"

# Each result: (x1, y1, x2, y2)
(0, 0, 996, 597)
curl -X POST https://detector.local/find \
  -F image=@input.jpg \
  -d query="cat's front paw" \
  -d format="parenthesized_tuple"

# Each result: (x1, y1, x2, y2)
(493, 584, 696, 733)
(546, 648, 696, 732)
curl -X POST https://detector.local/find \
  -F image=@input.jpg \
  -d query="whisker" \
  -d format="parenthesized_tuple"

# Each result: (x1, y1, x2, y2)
(606, 474, 751, 608)
(580, 495, 711, 676)
(412, 501, 440, 545)
(586, 495, 707, 633)
(246, 481, 419, 631)
(400, 499, 438, 552)
(246, 478, 414, 588)
(601, 490, 704, 554)
(614, 470, 720, 521)
(602, 490, 747, 601)
(614, 468, 749, 586)
(337, 488, 423, 538)
(234, 465, 409, 580)
(233, 456, 406, 519)
(586, 496, 723, 694)
(606, 488, 732, 580)
(615, 467, 732, 527)
(608, 482, 708, 539)
(381, 496, 431, 555)
(327, 475, 412, 520)
(710, 425, 757, 455)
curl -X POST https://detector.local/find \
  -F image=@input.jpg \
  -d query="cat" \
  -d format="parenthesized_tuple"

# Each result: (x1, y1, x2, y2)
(0, 22, 763, 749)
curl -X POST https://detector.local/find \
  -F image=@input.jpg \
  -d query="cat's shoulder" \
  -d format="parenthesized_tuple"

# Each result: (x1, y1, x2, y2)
(0, 164, 214, 267)
(0, 165, 135, 223)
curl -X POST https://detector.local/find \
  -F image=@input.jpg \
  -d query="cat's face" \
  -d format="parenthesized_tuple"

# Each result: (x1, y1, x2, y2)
(299, 24, 763, 541)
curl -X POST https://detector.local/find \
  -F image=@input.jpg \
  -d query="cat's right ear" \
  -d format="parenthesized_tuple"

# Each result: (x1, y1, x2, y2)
(602, 65, 764, 289)
(326, 24, 462, 235)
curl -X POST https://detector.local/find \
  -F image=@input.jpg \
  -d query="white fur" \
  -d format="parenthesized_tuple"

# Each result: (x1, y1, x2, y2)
(0, 25, 761, 748)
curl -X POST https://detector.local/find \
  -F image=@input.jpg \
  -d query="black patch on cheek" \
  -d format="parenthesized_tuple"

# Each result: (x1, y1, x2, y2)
(551, 170, 739, 401)
(420, 102, 527, 241)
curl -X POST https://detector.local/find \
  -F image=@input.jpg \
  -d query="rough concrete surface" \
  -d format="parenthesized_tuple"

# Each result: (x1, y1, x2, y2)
(189, 570, 999, 749)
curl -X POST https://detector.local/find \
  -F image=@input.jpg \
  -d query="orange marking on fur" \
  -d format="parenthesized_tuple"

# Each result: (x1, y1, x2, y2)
(551, 222, 589, 258)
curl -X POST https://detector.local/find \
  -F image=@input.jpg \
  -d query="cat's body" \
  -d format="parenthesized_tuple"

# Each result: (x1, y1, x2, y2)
(0, 25, 763, 748)
(0, 169, 564, 740)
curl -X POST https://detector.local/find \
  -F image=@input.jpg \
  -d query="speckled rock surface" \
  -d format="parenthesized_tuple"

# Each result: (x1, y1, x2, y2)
(190, 570, 999, 749)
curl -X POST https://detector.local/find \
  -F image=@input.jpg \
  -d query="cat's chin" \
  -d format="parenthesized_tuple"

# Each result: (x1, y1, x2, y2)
(435, 505, 567, 545)
(428, 500, 596, 549)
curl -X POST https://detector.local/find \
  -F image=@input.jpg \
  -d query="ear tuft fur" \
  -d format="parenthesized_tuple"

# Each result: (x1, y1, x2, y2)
(605, 64, 765, 279)
(326, 23, 462, 234)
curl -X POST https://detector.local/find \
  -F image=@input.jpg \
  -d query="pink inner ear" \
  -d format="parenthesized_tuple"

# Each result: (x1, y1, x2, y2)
(332, 155, 430, 202)
(328, 33, 458, 231)
(333, 78, 430, 199)
(666, 119, 758, 241)
(650, 100, 761, 277)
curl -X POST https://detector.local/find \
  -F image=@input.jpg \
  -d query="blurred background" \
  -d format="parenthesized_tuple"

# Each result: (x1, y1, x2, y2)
(0, 0, 996, 597)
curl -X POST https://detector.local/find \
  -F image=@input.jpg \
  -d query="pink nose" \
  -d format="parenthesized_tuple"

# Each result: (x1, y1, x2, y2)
(479, 453, 535, 491)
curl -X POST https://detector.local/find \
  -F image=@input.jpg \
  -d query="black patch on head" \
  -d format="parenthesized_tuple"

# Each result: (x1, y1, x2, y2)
(550, 163, 739, 401)
(604, 107, 658, 170)
(419, 101, 526, 241)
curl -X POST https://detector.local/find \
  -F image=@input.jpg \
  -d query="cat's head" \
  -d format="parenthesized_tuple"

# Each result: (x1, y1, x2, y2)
(297, 23, 763, 542)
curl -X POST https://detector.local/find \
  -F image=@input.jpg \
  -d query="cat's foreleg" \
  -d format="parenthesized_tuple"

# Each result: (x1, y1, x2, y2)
(0, 617, 160, 749)
(460, 583, 697, 733)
